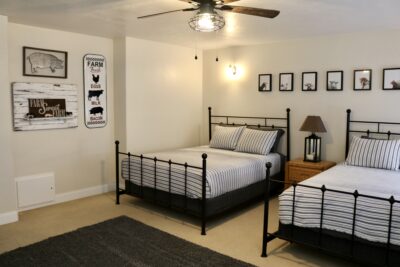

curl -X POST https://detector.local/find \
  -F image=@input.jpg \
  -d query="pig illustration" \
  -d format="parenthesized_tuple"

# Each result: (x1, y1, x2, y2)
(27, 52, 64, 73)
(90, 107, 103, 116)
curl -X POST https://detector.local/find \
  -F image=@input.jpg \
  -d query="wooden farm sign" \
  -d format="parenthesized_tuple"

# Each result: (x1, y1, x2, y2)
(83, 54, 107, 128)
(12, 82, 78, 131)
(27, 99, 67, 118)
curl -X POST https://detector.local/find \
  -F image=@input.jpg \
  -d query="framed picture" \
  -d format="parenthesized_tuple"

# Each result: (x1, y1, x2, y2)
(354, 69, 372, 90)
(279, 73, 294, 91)
(302, 72, 318, 91)
(23, 46, 68, 78)
(259, 74, 272, 92)
(327, 71, 343, 91)
(383, 68, 400, 90)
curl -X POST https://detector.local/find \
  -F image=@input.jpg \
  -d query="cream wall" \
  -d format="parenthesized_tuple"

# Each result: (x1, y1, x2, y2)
(0, 16, 17, 217)
(113, 38, 127, 151)
(8, 23, 115, 195)
(203, 31, 400, 162)
(123, 37, 203, 153)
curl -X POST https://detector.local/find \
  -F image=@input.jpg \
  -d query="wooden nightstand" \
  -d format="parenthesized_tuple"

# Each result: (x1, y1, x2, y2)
(285, 159, 336, 189)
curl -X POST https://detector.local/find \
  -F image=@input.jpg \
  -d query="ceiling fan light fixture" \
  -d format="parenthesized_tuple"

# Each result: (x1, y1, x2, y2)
(188, 11, 225, 32)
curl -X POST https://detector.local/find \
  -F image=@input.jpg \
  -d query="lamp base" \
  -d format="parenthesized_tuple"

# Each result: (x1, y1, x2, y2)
(303, 133, 322, 163)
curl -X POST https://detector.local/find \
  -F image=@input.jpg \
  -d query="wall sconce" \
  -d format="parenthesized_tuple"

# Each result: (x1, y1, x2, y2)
(226, 64, 243, 80)
(229, 64, 237, 75)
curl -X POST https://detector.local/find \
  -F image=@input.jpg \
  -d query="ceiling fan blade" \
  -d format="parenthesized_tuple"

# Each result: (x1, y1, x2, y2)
(218, 0, 240, 3)
(178, 0, 239, 4)
(219, 5, 280, 18)
(138, 8, 197, 19)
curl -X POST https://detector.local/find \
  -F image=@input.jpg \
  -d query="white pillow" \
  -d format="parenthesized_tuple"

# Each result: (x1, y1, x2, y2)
(234, 128, 278, 155)
(209, 126, 245, 150)
(346, 136, 400, 170)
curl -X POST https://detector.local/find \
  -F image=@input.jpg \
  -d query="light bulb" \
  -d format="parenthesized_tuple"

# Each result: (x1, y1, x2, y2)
(197, 13, 214, 31)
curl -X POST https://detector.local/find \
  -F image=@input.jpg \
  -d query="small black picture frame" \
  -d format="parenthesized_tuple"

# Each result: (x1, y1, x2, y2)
(302, 72, 318, 91)
(354, 69, 372, 91)
(327, 71, 343, 91)
(23, 46, 68, 79)
(279, 73, 294, 91)
(383, 68, 400, 90)
(259, 74, 272, 92)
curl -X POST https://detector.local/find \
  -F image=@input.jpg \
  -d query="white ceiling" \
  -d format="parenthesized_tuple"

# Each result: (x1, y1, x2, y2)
(1, 0, 400, 49)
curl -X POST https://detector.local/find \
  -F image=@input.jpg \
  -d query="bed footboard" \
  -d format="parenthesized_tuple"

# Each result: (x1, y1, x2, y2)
(261, 175, 400, 266)
(115, 140, 209, 235)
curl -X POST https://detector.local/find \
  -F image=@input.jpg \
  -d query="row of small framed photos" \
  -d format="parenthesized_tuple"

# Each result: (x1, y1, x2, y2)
(258, 68, 400, 92)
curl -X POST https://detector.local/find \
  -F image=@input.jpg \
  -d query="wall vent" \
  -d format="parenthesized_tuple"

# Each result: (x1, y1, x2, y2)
(16, 172, 55, 208)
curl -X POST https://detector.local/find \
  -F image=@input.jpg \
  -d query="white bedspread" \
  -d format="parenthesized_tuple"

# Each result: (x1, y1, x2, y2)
(122, 146, 281, 199)
(279, 164, 400, 245)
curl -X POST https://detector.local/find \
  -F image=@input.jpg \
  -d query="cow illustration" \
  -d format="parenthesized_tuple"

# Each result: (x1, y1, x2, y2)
(27, 52, 64, 73)
(304, 83, 313, 90)
(328, 81, 339, 90)
(90, 107, 103, 116)
(88, 90, 104, 101)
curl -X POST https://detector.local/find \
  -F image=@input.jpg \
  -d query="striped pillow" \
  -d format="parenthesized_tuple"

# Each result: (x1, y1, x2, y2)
(209, 126, 245, 150)
(234, 128, 278, 155)
(346, 136, 400, 170)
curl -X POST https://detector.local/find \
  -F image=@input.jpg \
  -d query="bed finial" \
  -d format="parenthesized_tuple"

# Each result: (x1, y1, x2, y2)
(202, 153, 208, 159)
(265, 162, 272, 169)
(347, 109, 351, 114)
(115, 140, 120, 145)
(286, 108, 291, 113)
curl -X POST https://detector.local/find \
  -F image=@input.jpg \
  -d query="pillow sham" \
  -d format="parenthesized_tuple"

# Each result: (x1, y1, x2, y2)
(209, 125, 245, 150)
(234, 128, 278, 155)
(346, 136, 400, 170)
(248, 127, 284, 153)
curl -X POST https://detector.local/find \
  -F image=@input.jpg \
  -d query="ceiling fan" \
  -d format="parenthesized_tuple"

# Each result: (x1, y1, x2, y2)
(138, 0, 280, 32)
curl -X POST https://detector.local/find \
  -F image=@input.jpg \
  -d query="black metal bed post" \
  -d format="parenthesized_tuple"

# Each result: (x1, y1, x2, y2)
(286, 108, 291, 161)
(261, 162, 272, 257)
(346, 109, 351, 158)
(115, 140, 120, 205)
(201, 153, 208, 235)
(208, 107, 212, 141)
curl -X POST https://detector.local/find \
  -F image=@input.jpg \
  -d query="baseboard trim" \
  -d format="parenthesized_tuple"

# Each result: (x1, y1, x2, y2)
(0, 211, 19, 225)
(18, 184, 111, 212)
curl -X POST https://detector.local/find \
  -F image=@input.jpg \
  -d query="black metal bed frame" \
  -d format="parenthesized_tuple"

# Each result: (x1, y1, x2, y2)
(261, 109, 400, 266)
(115, 107, 291, 235)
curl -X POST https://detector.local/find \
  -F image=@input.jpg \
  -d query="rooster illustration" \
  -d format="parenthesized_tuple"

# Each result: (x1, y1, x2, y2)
(92, 74, 100, 84)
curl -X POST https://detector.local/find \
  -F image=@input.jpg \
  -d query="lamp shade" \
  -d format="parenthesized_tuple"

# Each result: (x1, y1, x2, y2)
(300, 116, 327, 133)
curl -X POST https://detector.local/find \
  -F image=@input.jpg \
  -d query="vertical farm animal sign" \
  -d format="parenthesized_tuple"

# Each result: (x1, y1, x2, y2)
(83, 54, 107, 128)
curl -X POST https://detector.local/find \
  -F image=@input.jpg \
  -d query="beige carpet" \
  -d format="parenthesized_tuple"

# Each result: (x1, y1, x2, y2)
(0, 192, 355, 266)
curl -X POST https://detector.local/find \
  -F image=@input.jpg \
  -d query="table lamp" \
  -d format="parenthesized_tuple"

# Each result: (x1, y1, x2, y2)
(300, 116, 326, 162)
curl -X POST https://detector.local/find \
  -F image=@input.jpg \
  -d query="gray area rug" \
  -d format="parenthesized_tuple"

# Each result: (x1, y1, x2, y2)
(0, 216, 254, 266)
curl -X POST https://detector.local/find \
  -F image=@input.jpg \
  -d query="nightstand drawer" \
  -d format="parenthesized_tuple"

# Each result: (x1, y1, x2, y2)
(284, 159, 336, 189)
(289, 167, 321, 182)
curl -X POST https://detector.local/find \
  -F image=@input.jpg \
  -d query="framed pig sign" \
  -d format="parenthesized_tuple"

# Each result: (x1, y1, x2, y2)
(83, 54, 107, 128)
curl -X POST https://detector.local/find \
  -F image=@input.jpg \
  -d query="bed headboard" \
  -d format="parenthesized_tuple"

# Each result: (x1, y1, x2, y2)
(208, 107, 291, 160)
(346, 109, 400, 158)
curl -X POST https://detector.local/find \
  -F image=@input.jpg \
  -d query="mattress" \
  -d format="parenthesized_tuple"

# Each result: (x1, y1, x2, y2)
(122, 146, 281, 199)
(279, 164, 400, 245)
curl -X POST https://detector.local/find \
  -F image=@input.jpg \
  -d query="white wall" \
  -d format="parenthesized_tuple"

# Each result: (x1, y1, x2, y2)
(0, 16, 17, 221)
(8, 23, 115, 195)
(203, 31, 400, 162)
(123, 37, 203, 153)
(113, 38, 127, 151)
